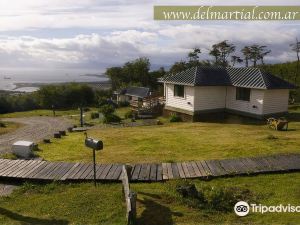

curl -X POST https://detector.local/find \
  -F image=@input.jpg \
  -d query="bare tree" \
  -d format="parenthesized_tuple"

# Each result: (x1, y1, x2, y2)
(290, 38, 300, 83)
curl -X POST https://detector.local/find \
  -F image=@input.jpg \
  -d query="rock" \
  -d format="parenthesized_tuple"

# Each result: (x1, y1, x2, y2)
(11, 141, 34, 159)
(59, 130, 66, 136)
(176, 184, 198, 198)
(54, 133, 61, 138)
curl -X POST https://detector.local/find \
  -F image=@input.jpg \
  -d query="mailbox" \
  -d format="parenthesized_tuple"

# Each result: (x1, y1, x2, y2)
(85, 138, 103, 150)
(84, 133, 103, 186)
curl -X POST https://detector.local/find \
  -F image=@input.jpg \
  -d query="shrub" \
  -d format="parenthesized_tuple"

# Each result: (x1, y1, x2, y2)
(124, 110, 133, 119)
(170, 115, 182, 122)
(99, 104, 115, 116)
(0, 121, 6, 127)
(90, 112, 100, 119)
(176, 181, 255, 212)
(103, 114, 121, 123)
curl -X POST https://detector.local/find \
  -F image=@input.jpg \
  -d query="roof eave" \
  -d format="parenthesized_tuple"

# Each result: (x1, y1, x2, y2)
(159, 81, 195, 86)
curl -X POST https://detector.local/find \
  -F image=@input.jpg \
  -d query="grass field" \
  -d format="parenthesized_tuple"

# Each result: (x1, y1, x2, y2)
(36, 114, 300, 163)
(0, 173, 299, 225)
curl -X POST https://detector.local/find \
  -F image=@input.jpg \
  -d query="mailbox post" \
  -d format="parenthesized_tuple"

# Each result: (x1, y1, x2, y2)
(84, 133, 103, 186)
(80, 107, 83, 127)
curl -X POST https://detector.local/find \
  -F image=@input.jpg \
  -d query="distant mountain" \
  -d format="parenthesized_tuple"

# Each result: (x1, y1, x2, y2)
(81, 74, 107, 78)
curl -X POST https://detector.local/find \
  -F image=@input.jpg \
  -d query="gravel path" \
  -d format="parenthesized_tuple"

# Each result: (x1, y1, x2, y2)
(0, 117, 72, 154)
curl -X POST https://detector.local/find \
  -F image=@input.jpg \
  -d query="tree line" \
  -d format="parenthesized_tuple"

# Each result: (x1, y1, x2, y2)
(105, 57, 166, 90)
(169, 41, 272, 74)
(0, 83, 111, 114)
(171, 39, 299, 83)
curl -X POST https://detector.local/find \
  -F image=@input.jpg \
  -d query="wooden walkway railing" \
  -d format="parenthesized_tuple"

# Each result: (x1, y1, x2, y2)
(0, 154, 299, 182)
(121, 165, 137, 225)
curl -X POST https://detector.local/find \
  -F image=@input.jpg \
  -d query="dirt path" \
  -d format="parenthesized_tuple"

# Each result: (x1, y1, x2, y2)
(0, 117, 72, 154)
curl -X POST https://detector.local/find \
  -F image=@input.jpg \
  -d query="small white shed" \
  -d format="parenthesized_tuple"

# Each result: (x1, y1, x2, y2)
(12, 141, 34, 158)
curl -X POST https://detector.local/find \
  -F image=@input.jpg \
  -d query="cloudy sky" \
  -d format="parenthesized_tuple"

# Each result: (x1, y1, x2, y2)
(0, 0, 299, 74)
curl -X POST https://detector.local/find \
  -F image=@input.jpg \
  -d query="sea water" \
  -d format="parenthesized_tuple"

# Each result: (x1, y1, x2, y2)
(0, 68, 109, 92)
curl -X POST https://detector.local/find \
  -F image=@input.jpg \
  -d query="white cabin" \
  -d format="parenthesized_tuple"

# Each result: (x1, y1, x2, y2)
(160, 67, 295, 121)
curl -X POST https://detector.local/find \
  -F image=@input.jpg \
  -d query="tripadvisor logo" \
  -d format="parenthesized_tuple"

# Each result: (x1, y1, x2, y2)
(234, 201, 300, 216)
(234, 201, 250, 217)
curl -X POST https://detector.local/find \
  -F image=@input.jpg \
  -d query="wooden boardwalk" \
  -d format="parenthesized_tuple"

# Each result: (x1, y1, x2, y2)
(0, 154, 299, 182)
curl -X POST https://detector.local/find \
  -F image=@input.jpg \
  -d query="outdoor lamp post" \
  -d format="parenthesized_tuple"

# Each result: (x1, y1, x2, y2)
(84, 133, 103, 186)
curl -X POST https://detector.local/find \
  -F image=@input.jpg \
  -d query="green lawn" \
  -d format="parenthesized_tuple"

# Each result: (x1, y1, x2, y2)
(0, 182, 126, 225)
(37, 115, 300, 163)
(0, 173, 299, 225)
(134, 173, 300, 225)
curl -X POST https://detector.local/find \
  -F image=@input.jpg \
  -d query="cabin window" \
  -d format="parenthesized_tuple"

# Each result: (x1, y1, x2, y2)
(236, 87, 251, 101)
(174, 85, 184, 98)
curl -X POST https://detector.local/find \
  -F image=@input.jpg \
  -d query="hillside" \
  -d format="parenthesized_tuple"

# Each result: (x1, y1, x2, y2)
(262, 61, 299, 101)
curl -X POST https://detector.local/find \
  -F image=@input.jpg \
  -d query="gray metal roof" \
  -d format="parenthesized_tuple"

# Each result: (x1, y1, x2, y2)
(159, 66, 296, 89)
(119, 86, 150, 98)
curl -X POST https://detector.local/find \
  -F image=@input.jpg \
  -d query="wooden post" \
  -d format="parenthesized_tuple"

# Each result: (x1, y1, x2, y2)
(121, 165, 136, 225)
(93, 148, 96, 187)
(80, 106, 83, 127)
(121, 165, 132, 199)
(128, 191, 137, 225)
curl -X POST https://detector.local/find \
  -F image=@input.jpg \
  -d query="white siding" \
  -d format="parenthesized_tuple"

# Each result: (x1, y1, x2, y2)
(164, 83, 290, 116)
(225, 87, 264, 115)
(194, 86, 226, 111)
(117, 95, 129, 103)
(165, 84, 194, 111)
(263, 89, 289, 115)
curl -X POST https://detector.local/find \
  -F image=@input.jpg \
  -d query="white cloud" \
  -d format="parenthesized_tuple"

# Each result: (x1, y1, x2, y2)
(0, 0, 299, 71)
(0, 31, 161, 68)
(1, 23, 299, 71)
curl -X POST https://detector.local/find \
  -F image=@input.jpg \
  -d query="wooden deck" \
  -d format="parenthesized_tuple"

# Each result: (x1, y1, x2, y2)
(0, 154, 299, 182)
